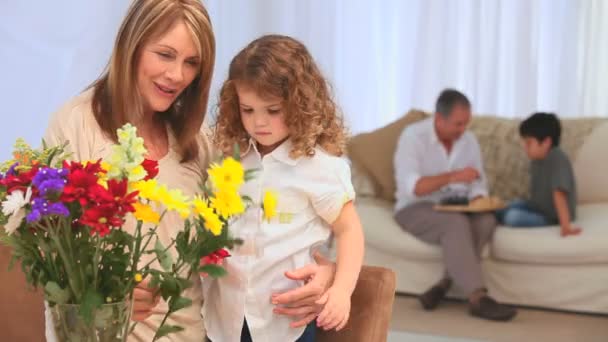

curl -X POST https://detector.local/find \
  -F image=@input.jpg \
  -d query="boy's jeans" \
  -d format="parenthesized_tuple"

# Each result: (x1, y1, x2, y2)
(496, 199, 550, 227)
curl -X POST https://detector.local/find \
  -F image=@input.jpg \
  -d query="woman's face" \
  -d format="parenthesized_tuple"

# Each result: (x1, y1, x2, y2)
(137, 20, 200, 115)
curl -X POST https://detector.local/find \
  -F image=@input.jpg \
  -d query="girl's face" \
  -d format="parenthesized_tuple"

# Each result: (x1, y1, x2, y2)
(236, 83, 290, 155)
(137, 20, 201, 116)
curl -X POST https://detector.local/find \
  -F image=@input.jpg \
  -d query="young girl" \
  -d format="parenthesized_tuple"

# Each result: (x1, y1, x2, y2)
(204, 34, 365, 342)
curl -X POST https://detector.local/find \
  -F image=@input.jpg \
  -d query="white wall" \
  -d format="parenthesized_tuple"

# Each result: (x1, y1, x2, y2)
(0, 2, 130, 160)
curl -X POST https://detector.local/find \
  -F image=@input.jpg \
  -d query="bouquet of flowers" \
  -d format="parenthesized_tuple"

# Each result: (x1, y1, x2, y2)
(0, 124, 246, 341)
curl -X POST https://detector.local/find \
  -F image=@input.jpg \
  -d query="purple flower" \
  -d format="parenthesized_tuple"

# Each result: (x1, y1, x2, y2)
(7, 163, 18, 176)
(26, 210, 41, 223)
(32, 167, 68, 197)
(26, 198, 70, 223)
(47, 202, 69, 216)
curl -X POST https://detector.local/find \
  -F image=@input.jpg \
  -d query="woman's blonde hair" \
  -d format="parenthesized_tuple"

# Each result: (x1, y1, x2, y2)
(91, 0, 215, 162)
(214, 34, 347, 159)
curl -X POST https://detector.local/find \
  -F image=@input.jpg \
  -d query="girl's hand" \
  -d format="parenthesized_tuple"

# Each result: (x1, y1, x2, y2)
(315, 286, 350, 331)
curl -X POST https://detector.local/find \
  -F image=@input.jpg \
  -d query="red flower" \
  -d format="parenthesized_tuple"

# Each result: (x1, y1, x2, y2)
(0, 164, 39, 193)
(105, 179, 138, 215)
(79, 204, 124, 237)
(201, 249, 231, 266)
(61, 169, 100, 206)
(199, 249, 230, 277)
(63, 160, 105, 175)
(142, 159, 159, 180)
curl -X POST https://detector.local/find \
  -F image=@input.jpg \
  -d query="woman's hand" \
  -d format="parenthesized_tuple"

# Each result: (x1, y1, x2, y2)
(131, 277, 160, 322)
(271, 252, 336, 328)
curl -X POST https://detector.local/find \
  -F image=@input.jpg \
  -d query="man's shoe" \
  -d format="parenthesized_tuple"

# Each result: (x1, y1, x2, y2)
(469, 296, 517, 321)
(419, 285, 448, 311)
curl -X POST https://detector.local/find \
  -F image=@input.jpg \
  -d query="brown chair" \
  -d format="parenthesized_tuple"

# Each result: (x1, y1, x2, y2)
(317, 265, 396, 342)
(0, 244, 46, 341)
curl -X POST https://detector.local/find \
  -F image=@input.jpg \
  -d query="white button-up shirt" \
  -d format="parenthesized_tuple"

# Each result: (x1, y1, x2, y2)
(203, 139, 355, 342)
(393, 118, 488, 212)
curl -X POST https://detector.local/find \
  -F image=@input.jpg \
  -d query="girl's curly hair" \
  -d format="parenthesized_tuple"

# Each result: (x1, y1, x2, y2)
(213, 34, 347, 158)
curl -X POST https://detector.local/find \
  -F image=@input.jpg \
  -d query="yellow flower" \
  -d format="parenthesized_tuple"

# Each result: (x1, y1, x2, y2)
(97, 178, 108, 189)
(133, 202, 161, 224)
(162, 189, 192, 219)
(128, 165, 146, 182)
(263, 190, 278, 221)
(100, 161, 111, 172)
(134, 273, 143, 283)
(208, 157, 244, 191)
(193, 196, 223, 236)
(132, 179, 162, 203)
(210, 188, 245, 219)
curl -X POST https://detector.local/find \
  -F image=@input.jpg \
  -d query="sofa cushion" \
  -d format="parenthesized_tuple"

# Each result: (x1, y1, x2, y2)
(468, 117, 529, 200)
(357, 198, 608, 266)
(356, 197, 442, 261)
(492, 203, 608, 265)
(348, 110, 429, 201)
(573, 121, 608, 203)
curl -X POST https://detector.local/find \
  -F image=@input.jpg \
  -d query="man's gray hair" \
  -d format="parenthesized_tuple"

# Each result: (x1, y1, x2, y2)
(435, 89, 471, 118)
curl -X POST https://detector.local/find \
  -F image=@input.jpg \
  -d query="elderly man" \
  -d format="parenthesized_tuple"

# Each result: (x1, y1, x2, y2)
(393, 89, 516, 321)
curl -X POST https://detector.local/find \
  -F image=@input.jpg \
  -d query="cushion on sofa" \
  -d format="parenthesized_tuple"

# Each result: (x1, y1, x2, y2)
(356, 197, 442, 261)
(573, 121, 608, 203)
(348, 110, 429, 201)
(471, 116, 603, 201)
(492, 203, 608, 265)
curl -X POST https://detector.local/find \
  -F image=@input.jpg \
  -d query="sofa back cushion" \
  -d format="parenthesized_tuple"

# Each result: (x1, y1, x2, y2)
(573, 121, 608, 203)
(347, 110, 428, 201)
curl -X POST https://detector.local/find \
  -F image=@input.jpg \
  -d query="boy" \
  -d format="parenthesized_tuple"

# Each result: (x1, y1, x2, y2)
(498, 112, 581, 237)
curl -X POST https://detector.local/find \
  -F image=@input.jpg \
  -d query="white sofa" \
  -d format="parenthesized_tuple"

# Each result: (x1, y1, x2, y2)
(348, 110, 608, 314)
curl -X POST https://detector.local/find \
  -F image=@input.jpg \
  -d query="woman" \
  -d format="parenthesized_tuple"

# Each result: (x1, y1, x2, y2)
(43, 0, 334, 340)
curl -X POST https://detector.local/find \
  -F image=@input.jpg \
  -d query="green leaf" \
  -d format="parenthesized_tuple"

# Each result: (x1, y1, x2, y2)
(159, 276, 180, 300)
(169, 296, 192, 313)
(154, 239, 173, 272)
(80, 289, 103, 325)
(232, 143, 241, 161)
(198, 264, 227, 278)
(154, 324, 184, 340)
(244, 169, 259, 182)
(44, 282, 70, 305)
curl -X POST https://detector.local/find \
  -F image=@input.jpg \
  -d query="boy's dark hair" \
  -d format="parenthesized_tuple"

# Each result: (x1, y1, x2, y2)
(435, 89, 471, 118)
(519, 112, 561, 147)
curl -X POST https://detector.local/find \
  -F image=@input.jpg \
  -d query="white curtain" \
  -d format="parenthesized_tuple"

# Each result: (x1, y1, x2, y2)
(0, 0, 606, 160)
(206, 0, 608, 135)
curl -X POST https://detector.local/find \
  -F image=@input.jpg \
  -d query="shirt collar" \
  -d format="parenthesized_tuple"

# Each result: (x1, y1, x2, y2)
(429, 118, 442, 145)
(429, 116, 465, 147)
(245, 138, 299, 166)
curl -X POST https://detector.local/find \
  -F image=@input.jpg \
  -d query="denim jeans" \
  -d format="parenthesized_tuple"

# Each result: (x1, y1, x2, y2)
(496, 199, 550, 227)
